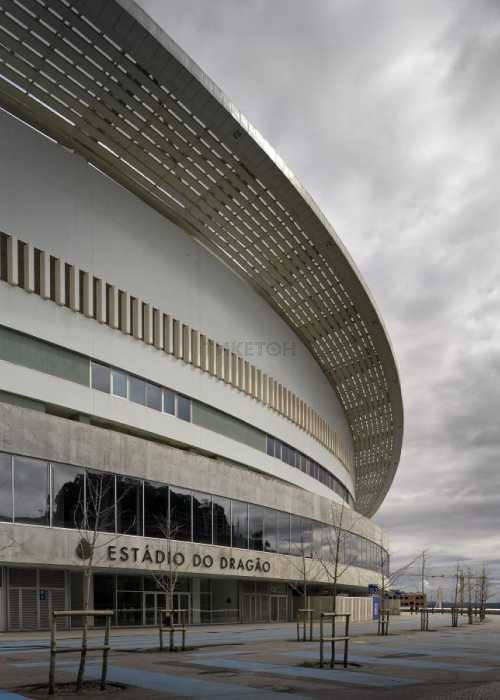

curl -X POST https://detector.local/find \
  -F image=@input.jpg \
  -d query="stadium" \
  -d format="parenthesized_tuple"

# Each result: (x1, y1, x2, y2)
(0, 0, 403, 630)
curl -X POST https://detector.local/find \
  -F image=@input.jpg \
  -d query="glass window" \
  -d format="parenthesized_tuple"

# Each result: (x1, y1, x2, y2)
(13, 456, 49, 525)
(0, 453, 12, 522)
(144, 481, 168, 538)
(213, 495, 231, 547)
(169, 486, 192, 541)
(231, 500, 248, 549)
(266, 436, 274, 456)
(129, 376, 146, 405)
(177, 395, 191, 422)
(274, 440, 282, 460)
(112, 369, 127, 398)
(86, 471, 115, 533)
(91, 362, 111, 393)
(290, 515, 303, 557)
(277, 511, 290, 555)
(248, 504, 264, 551)
(263, 508, 277, 553)
(192, 491, 212, 544)
(312, 521, 324, 558)
(117, 476, 142, 536)
(163, 389, 175, 415)
(52, 462, 85, 529)
(146, 383, 162, 411)
(301, 518, 313, 557)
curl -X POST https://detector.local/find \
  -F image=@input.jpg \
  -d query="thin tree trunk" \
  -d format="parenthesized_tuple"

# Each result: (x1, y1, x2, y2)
(76, 570, 91, 692)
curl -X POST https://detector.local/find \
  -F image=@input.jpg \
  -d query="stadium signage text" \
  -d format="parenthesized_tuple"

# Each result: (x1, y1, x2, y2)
(106, 545, 271, 573)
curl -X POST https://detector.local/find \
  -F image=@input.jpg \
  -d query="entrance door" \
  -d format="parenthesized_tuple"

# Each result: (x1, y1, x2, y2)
(144, 591, 191, 626)
(269, 595, 288, 623)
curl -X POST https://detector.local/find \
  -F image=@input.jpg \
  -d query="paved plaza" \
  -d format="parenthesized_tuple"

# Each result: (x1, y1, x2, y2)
(1, 614, 499, 699)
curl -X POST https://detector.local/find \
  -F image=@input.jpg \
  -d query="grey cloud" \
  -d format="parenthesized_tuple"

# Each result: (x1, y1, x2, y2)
(138, 0, 500, 596)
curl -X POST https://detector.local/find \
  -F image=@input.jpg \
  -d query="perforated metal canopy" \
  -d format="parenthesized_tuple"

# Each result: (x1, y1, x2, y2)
(0, 0, 403, 516)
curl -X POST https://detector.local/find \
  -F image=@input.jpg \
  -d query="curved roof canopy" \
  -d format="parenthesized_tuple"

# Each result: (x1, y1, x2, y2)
(0, 0, 403, 516)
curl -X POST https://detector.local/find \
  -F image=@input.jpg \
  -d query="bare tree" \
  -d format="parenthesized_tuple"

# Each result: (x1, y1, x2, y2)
(376, 538, 421, 635)
(74, 472, 134, 692)
(147, 509, 186, 626)
(288, 528, 321, 613)
(477, 564, 490, 622)
(317, 502, 360, 612)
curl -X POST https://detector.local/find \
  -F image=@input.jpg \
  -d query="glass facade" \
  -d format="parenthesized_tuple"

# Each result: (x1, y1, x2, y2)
(52, 462, 85, 529)
(0, 452, 12, 522)
(0, 449, 386, 573)
(0, 326, 354, 504)
(13, 457, 49, 526)
(90, 358, 354, 504)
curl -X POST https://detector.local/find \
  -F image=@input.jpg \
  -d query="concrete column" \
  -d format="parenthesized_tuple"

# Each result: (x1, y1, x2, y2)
(237, 358, 244, 391)
(163, 314, 173, 354)
(223, 348, 231, 383)
(7, 234, 18, 286)
(39, 250, 51, 299)
(173, 319, 182, 358)
(191, 329, 200, 367)
(199, 334, 208, 370)
(94, 278, 106, 323)
(119, 291, 130, 334)
(23, 242, 35, 292)
(68, 265, 79, 311)
(208, 340, 216, 376)
(53, 258, 65, 305)
(108, 285, 119, 329)
(153, 308, 163, 349)
(81, 272, 93, 317)
(182, 324, 191, 363)
(143, 303, 153, 344)
(132, 297, 142, 339)
(216, 343, 223, 379)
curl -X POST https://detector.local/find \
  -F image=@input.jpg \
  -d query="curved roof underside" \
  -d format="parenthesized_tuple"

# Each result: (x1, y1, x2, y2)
(0, 0, 403, 516)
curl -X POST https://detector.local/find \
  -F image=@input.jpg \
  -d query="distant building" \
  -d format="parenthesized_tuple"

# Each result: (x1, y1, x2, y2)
(400, 592, 426, 609)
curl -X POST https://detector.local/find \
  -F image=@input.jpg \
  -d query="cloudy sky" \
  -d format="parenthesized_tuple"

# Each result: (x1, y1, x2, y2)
(137, 0, 500, 597)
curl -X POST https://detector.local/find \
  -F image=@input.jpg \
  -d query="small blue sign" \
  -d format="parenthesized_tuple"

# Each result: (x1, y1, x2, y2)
(39, 589, 48, 602)
(372, 595, 380, 620)
(368, 584, 379, 594)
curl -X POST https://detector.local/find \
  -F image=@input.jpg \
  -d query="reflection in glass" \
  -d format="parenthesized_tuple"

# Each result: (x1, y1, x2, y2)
(193, 491, 212, 544)
(0, 453, 12, 522)
(249, 504, 264, 551)
(117, 476, 142, 535)
(144, 481, 168, 538)
(86, 471, 115, 532)
(213, 495, 231, 546)
(177, 395, 191, 422)
(112, 369, 127, 398)
(91, 362, 111, 393)
(146, 383, 162, 411)
(14, 457, 49, 525)
(277, 511, 290, 555)
(169, 486, 192, 541)
(163, 390, 175, 415)
(263, 507, 277, 553)
(52, 463, 85, 529)
(129, 376, 146, 405)
(231, 500, 248, 549)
